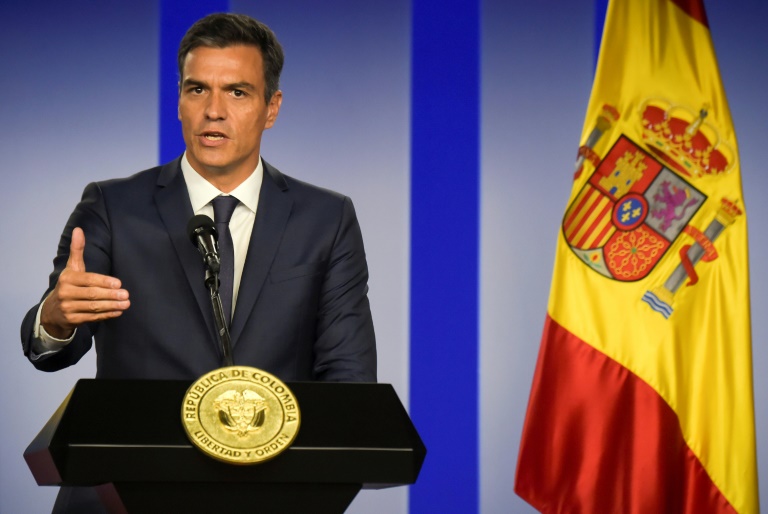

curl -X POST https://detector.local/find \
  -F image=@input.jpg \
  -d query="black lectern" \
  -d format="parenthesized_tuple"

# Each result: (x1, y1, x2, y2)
(25, 380, 426, 513)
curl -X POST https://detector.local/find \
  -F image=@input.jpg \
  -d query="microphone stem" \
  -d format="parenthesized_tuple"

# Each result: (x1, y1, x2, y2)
(207, 274, 234, 367)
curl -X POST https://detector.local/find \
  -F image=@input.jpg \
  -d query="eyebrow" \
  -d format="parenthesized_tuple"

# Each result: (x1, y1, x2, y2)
(225, 82, 257, 91)
(181, 78, 206, 89)
(181, 78, 257, 92)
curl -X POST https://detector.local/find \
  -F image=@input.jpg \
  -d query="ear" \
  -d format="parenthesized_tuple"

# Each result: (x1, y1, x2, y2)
(177, 82, 182, 121)
(264, 90, 283, 129)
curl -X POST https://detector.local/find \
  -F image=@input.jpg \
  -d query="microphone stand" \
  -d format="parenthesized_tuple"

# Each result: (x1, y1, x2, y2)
(205, 268, 234, 367)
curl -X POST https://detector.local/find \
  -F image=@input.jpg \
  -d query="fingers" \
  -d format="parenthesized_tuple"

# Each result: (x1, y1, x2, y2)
(67, 227, 87, 273)
(56, 276, 130, 303)
(54, 298, 131, 326)
(61, 269, 123, 290)
(40, 227, 131, 337)
(54, 266, 130, 317)
(62, 227, 122, 289)
(41, 283, 131, 337)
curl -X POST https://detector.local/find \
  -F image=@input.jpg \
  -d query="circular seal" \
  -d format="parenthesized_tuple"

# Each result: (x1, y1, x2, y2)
(181, 366, 300, 465)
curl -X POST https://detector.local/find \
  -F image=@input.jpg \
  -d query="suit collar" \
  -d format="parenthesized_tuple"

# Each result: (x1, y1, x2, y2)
(154, 158, 220, 354)
(229, 160, 293, 345)
(263, 159, 289, 191)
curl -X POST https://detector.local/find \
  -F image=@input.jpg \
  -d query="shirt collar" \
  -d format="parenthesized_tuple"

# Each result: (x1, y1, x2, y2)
(180, 153, 263, 214)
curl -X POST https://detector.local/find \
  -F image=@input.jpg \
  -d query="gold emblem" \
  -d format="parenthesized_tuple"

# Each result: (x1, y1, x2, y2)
(181, 366, 300, 464)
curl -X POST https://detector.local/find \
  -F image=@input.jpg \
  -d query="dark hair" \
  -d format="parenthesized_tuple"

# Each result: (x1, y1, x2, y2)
(178, 13, 284, 102)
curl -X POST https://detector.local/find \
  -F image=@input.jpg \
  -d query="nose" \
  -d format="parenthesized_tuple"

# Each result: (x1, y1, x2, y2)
(205, 90, 226, 120)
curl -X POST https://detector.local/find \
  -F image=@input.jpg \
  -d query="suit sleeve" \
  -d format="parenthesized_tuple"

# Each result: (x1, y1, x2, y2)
(312, 196, 377, 382)
(20, 182, 113, 372)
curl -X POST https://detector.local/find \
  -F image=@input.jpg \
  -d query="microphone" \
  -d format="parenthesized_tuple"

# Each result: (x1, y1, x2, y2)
(187, 215, 220, 274)
(187, 214, 234, 366)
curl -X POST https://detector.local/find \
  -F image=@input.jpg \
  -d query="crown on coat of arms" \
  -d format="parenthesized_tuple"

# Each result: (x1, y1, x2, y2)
(639, 98, 734, 178)
(717, 197, 743, 226)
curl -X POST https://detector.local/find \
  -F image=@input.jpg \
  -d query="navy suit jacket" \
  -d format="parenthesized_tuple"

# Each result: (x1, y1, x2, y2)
(21, 158, 376, 382)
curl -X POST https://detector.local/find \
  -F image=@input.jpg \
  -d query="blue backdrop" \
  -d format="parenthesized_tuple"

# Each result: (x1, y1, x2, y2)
(1, 1, 765, 513)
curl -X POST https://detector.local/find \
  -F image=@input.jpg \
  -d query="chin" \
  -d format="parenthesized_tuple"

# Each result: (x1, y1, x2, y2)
(192, 152, 231, 169)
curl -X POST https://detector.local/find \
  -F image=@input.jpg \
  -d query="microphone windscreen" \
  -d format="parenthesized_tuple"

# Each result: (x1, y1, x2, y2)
(187, 214, 217, 244)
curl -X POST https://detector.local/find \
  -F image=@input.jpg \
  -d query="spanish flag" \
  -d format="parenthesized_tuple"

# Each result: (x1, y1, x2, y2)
(515, 0, 759, 512)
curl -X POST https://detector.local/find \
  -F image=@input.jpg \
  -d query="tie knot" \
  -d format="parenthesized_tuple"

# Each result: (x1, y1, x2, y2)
(212, 195, 239, 224)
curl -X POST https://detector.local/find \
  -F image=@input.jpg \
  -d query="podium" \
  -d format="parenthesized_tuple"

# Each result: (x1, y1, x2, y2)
(25, 380, 426, 513)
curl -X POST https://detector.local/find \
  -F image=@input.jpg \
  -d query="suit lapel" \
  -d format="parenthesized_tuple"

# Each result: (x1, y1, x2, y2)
(154, 159, 219, 347)
(230, 161, 293, 346)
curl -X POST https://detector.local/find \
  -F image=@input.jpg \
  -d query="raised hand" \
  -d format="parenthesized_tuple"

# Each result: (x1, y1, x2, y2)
(40, 227, 130, 339)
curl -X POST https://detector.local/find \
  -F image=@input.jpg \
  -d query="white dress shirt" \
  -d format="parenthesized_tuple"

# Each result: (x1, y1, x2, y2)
(180, 153, 263, 316)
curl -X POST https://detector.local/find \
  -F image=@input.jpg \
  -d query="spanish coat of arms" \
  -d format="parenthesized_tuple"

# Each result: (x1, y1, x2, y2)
(564, 101, 742, 318)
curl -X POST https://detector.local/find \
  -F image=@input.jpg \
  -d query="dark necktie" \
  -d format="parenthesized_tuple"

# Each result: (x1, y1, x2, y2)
(212, 195, 239, 325)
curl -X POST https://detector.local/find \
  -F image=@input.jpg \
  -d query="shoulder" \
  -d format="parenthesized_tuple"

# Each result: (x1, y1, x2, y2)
(80, 159, 182, 212)
(263, 159, 349, 207)
(95, 159, 178, 193)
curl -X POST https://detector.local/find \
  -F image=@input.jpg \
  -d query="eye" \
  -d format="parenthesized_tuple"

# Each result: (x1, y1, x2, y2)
(232, 89, 245, 98)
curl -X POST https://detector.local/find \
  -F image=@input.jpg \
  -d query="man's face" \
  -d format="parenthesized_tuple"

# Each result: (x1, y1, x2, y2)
(179, 45, 282, 189)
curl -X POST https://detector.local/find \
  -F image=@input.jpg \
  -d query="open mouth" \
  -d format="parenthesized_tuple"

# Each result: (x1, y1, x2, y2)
(201, 131, 227, 141)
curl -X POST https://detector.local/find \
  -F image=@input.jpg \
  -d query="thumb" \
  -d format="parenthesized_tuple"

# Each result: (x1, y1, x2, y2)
(67, 227, 87, 272)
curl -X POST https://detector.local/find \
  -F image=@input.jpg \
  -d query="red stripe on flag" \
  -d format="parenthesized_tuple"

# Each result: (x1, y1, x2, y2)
(573, 199, 612, 249)
(515, 315, 735, 514)
(564, 188, 595, 235)
(669, 0, 709, 28)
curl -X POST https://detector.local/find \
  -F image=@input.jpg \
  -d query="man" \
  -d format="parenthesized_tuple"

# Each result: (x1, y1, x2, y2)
(21, 14, 376, 382)
(20, 12, 377, 512)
